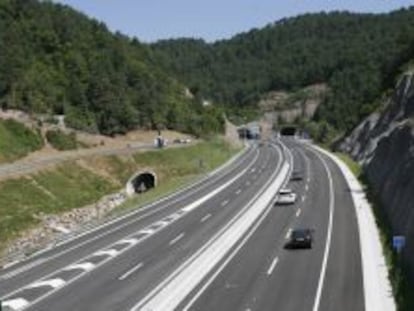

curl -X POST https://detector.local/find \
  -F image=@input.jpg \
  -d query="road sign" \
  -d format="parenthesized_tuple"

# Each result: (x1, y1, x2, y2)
(393, 235, 406, 253)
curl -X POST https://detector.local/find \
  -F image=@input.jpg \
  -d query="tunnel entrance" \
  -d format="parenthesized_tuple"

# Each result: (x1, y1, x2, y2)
(126, 171, 157, 196)
(280, 126, 297, 136)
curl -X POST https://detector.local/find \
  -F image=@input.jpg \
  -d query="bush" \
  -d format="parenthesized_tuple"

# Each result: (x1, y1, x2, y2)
(0, 119, 43, 162)
(46, 129, 79, 150)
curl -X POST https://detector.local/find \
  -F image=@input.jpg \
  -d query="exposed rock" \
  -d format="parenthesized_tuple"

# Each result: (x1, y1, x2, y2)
(1, 192, 127, 265)
(337, 73, 414, 281)
(258, 84, 327, 125)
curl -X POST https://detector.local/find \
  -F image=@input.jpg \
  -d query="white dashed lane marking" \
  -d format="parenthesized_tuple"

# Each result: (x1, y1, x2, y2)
(201, 214, 212, 223)
(296, 208, 302, 217)
(118, 262, 144, 281)
(235, 189, 241, 195)
(221, 200, 229, 207)
(169, 233, 185, 246)
(267, 257, 279, 275)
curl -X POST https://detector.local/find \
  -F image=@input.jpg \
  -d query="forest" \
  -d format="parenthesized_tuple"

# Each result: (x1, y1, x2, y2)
(0, 0, 223, 136)
(1, 0, 414, 138)
(152, 8, 414, 133)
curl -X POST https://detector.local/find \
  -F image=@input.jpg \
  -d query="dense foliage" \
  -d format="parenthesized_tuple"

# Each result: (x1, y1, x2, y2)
(152, 9, 414, 132)
(45, 129, 81, 150)
(0, 0, 223, 136)
(0, 119, 43, 162)
(2, 0, 414, 137)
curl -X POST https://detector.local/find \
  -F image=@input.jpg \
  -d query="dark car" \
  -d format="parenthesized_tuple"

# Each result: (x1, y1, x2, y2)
(290, 170, 303, 181)
(285, 228, 313, 249)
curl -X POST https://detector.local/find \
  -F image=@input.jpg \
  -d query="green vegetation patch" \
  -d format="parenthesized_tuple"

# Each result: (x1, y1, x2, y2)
(113, 138, 241, 214)
(0, 138, 240, 255)
(0, 119, 43, 163)
(0, 163, 117, 250)
(133, 138, 237, 182)
(335, 152, 362, 177)
(45, 130, 83, 150)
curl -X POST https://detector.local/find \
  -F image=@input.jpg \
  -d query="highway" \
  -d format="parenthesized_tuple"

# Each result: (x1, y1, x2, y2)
(0, 138, 365, 311)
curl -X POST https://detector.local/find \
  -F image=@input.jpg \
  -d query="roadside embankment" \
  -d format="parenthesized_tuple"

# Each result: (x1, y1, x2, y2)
(0, 138, 240, 266)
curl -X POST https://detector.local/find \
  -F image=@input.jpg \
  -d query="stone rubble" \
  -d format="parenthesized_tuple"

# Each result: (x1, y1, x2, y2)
(1, 192, 127, 266)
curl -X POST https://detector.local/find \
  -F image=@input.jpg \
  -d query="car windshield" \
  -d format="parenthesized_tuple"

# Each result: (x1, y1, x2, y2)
(292, 230, 309, 239)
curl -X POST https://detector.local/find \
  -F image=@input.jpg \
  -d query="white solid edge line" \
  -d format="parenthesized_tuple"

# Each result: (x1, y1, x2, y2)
(119, 262, 144, 281)
(267, 257, 279, 275)
(308, 148, 335, 311)
(311, 144, 396, 311)
(2, 298, 30, 310)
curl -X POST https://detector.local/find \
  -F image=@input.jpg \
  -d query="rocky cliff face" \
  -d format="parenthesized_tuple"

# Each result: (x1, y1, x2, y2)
(338, 73, 414, 280)
(258, 84, 327, 125)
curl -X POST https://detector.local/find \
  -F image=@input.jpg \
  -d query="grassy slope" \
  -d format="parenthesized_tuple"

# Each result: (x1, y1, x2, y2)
(0, 119, 43, 163)
(0, 138, 240, 252)
(45, 130, 81, 150)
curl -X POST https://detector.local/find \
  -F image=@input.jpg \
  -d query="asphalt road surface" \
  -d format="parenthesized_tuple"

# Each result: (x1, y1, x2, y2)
(0, 138, 364, 311)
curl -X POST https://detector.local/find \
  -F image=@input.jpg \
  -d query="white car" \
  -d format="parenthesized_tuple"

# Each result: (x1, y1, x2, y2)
(276, 188, 297, 205)
(279, 188, 293, 195)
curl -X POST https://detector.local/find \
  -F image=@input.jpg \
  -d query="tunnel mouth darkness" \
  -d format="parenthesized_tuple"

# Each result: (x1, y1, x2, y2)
(126, 171, 157, 196)
(280, 126, 297, 136)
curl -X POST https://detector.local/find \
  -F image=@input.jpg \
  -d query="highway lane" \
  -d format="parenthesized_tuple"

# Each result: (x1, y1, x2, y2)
(179, 139, 364, 311)
(2, 142, 286, 310)
(0, 144, 259, 296)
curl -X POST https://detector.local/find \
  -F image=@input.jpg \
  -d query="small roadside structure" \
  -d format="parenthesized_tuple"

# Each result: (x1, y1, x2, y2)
(126, 170, 157, 196)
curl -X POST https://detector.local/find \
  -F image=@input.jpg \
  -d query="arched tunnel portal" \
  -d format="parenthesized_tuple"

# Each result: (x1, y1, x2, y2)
(126, 171, 157, 196)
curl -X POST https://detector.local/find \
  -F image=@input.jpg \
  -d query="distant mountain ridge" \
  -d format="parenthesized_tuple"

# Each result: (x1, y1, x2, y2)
(2, 0, 414, 138)
(151, 8, 414, 132)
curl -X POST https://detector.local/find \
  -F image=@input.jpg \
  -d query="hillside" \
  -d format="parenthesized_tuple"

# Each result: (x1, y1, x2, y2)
(0, 0, 223, 137)
(337, 70, 414, 308)
(0, 119, 43, 163)
(152, 9, 414, 133)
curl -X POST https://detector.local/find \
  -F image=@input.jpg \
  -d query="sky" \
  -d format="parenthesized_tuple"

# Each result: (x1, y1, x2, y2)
(53, 0, 414, 43)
